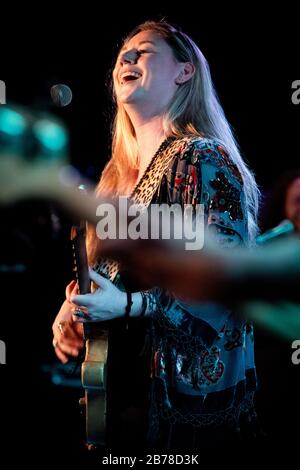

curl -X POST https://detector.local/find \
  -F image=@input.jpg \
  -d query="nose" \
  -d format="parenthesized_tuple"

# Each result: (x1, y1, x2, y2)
(119, 49, 139, 65)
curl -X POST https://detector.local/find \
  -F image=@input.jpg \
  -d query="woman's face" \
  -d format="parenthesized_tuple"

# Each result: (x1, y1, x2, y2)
(285, 177, 300, 232)
(113, 30, 184, 113)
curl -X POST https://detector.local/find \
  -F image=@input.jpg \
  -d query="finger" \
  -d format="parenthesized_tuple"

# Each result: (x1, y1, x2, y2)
(55, 339, 81, 357)
(53, 317, 82, 339)
(60, 333, 84, 349)
(65, 280, 77, 302)
(54, 327, 84, 349)
(70, 293, 94, 308)
(71, 282, 79, 297)
(66, 282, 79, 303)
(74, 321, 84, 338)
(73, 315, 86, 323)
(72, 309, 92, 323)
(53, 337, 69, 362)
(54, 346, 69, 364)
(88, 268, 111, 288)
(65, 323, 84, 346)
(53, 325, 83, 349)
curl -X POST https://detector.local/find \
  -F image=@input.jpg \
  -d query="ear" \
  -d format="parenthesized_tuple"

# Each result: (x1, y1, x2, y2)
(175, 62, 195, 85)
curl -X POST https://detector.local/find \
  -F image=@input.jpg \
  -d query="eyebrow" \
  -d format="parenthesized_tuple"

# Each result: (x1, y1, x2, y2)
(121, 40, 156, 53)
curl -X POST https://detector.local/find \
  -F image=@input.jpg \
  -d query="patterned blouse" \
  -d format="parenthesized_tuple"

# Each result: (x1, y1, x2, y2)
(141, 136, 257, 441)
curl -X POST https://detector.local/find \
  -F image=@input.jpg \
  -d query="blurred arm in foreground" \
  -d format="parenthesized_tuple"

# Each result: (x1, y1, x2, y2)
(101, 235, 300, 303)
(101, 235, 300, 340)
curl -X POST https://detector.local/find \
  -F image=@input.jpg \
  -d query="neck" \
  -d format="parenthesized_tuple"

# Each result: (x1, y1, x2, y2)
(125, 106, 167, 174)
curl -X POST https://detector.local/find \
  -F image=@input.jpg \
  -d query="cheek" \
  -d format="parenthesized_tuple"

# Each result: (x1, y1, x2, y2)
(112, 68, 119, 86)
(145, 57, 177, 85)
(147, 69, 176, 93)
(112, 77, 121, 98)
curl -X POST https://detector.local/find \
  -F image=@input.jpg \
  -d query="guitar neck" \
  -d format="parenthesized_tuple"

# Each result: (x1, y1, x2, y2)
(70, 223, 90, 295)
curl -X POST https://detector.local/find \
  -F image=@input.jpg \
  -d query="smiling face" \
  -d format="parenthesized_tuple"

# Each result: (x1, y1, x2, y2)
(113, 30, 186, 114)
(285, 177, 300, 232)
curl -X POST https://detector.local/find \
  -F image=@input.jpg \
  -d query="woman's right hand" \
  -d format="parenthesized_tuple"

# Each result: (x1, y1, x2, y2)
(52, 280, 84, 363)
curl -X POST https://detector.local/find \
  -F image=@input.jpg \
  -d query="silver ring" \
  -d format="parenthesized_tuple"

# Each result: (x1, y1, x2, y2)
(57, 322, 65, 334)
(73, 307, 86, 318)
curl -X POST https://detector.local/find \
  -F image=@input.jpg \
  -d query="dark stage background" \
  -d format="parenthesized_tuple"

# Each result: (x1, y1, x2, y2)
(0, 6, 299, 466)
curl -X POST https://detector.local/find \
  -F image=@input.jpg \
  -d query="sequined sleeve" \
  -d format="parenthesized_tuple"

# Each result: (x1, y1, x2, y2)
(191, 139, 248, 248)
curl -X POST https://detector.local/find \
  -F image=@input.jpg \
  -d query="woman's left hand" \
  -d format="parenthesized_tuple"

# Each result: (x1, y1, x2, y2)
(71, 268, 127, 322)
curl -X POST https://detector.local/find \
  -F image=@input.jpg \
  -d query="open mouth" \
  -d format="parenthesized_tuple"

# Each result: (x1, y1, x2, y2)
(120, 72, 142, 85)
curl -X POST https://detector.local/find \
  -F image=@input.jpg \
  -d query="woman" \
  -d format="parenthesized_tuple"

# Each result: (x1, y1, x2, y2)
(52, 20, 260, 450)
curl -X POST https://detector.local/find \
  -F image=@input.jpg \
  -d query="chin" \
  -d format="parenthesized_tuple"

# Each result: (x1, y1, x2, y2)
(118, 91, 138, 103)
(121, 96, 138, 104)
(119, 86, 147, 104)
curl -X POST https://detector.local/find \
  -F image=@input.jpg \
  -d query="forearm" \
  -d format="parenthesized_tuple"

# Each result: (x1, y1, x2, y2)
(221, 237, 300, 303)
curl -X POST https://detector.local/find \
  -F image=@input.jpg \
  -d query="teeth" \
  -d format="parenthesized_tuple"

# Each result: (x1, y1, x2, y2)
(120, 71, 142, 84)
(122, 71, 141, 79)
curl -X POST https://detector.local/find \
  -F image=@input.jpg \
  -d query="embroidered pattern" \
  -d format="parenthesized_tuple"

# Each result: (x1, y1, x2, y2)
(209, 171, 244, 221)
(224, 327, 244, 351)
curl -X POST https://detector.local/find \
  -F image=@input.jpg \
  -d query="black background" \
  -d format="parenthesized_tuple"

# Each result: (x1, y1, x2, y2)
(0, 4, 299, 466)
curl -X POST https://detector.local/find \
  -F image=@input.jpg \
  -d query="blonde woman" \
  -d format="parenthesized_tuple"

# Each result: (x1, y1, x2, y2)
(52, 21, 260, 450)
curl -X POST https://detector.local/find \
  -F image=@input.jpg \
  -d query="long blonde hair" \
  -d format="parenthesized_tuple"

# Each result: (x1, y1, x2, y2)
(88, 21, 260, 262)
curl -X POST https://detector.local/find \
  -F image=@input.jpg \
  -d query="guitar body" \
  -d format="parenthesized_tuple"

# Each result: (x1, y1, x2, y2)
(71, 224, 109, 448)
(82, 325, 108, 448)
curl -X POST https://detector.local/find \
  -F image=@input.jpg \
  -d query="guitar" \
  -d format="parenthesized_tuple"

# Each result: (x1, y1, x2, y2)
(71, 220, 108, 449)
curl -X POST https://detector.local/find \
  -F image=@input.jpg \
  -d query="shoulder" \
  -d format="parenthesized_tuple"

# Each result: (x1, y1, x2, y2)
(176, 136, 243, 187)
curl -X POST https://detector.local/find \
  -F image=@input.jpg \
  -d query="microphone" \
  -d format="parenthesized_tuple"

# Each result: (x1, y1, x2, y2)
(256, 219, 295, 245)
(50, 84, 72, 107)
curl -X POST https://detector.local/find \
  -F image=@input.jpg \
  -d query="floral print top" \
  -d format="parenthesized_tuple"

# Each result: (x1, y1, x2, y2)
(145, 136, 256, 430)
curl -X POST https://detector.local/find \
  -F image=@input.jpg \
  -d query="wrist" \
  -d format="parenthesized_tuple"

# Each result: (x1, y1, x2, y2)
(124, 290, 133, 327)
(128, 293, 143, 318)
(115, 292, 147, 319)
(115, 291, 127, 318)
